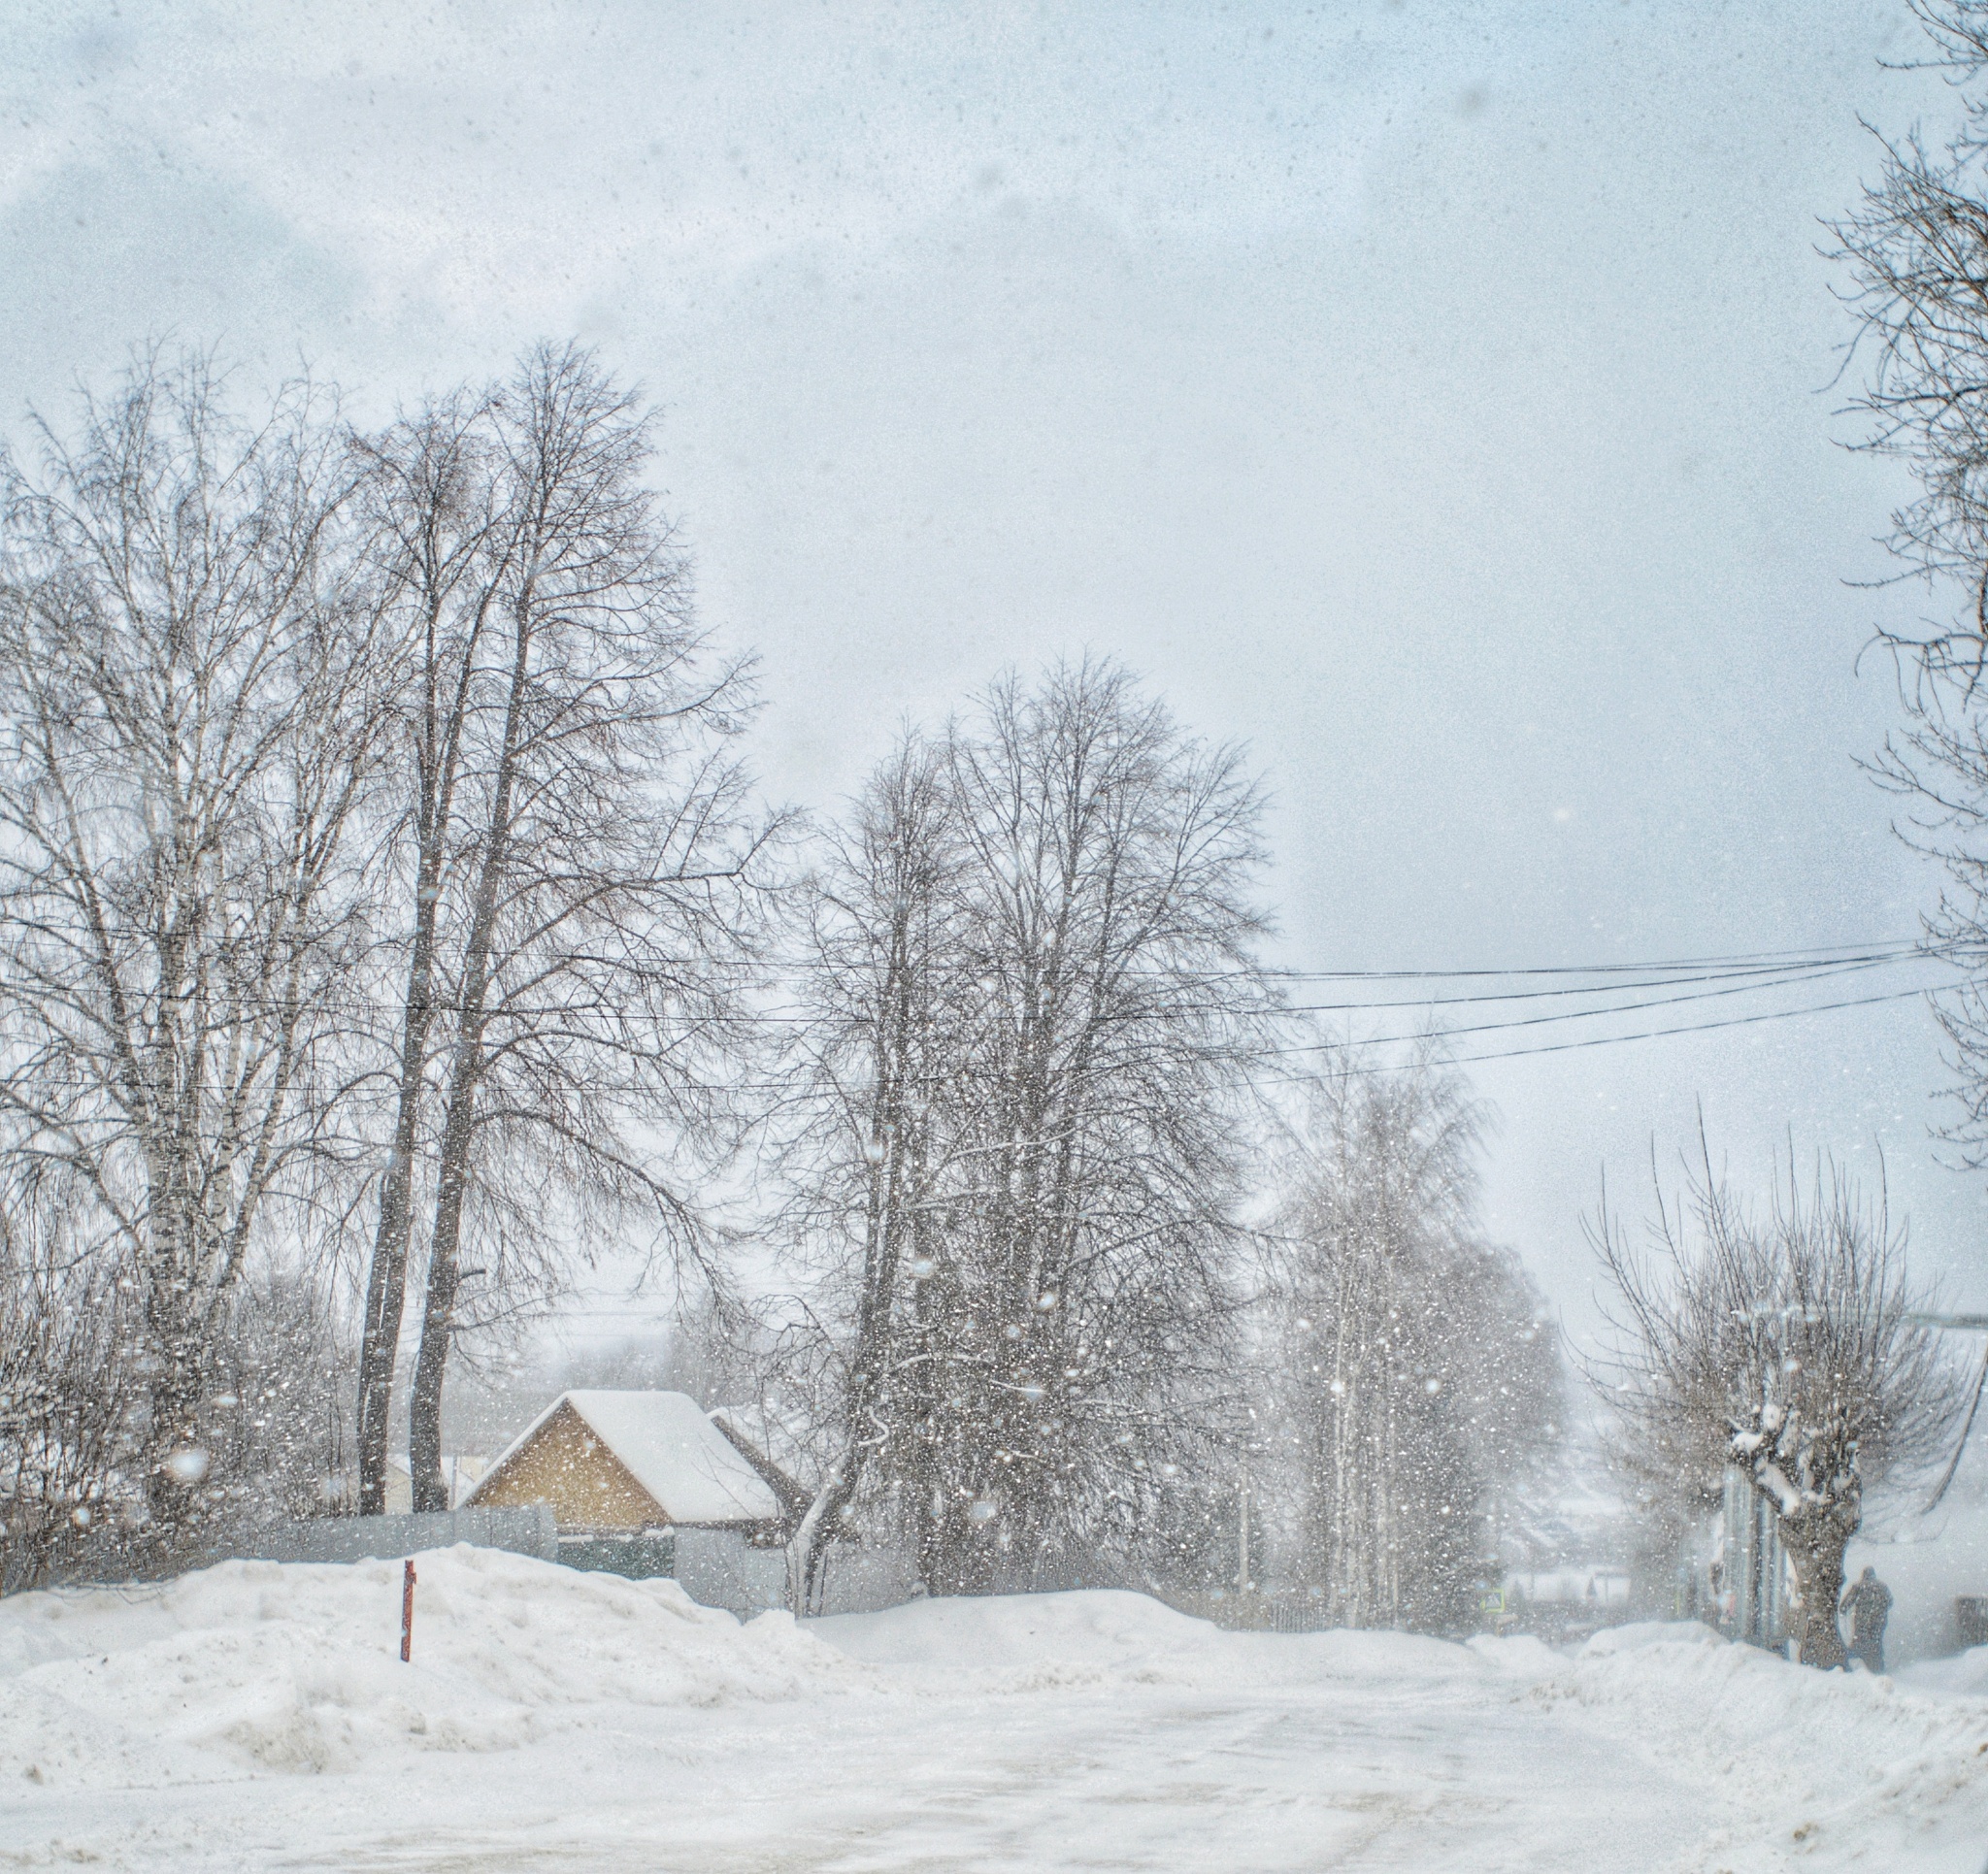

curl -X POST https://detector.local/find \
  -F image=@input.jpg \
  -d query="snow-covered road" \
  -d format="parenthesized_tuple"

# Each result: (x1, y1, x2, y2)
(3, 1549, 1986, 1871)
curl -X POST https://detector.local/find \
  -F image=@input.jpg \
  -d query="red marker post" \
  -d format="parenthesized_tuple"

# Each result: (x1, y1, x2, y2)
(400, 1558, 416, 1662)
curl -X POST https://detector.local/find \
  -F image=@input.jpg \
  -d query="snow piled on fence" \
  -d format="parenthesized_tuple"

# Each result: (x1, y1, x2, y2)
(0, 1543, 858, 1788)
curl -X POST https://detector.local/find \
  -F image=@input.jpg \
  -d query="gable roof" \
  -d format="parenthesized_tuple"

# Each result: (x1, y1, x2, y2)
(709, 1408, 815, 1524)
(471, 1390, 781, 1527)
(710, 1398, 822, 1499)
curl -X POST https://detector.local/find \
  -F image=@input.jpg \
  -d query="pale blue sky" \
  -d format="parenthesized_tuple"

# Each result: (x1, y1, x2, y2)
(4, 0, 1980, 1345)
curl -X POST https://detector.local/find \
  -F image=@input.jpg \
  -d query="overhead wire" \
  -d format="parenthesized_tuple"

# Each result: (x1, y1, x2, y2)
(1262, 984, 1933, 1083)
(1247, 938, 1930, 983)
(703, 948, 1952, 1090)
(1262, 955, 1947, 1053)
(725, 941, 1941, 1024)
(1274, 952, 1938, 1019)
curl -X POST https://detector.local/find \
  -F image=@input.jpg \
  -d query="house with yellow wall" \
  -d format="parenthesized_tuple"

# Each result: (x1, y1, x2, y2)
(463, 1390, 784, 1573)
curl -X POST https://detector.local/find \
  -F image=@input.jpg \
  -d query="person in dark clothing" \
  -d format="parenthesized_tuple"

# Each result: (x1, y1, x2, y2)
(1839, 1566, 1893, 1672)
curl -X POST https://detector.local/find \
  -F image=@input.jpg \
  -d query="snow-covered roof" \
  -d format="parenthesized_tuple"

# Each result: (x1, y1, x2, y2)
(477, 1390, 781, 1527)
(710, 1398, 822, 1497)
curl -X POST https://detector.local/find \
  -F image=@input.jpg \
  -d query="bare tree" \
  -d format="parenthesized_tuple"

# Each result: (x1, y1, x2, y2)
(348, 386, 507, 1515)
(776, 731, 977, 1605)
(369, 345, 779, 1514)
(0, 1172, 140, 1592)
(0, 352, 387, 1536)
(205, 1256, 354, 1526)
(932, 663, 1276, 1590)
(783, 661, 1278, 1601)
(1262, 1057, 1561, 1632)
(1833, 3, 1988, 1159)
(1589, 1140, 1963, 1667)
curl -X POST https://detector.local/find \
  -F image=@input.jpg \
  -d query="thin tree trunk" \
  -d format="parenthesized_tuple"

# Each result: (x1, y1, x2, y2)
(356, 609, 481, 1514)
(407, 1036, 485, 1511)
(353, 862, 443, 1515)
(406, 586, 534, 1513)
(786, 1454, 848, 1616)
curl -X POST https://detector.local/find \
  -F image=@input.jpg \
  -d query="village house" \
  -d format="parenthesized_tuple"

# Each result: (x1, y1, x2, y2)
(462, 1390, 785, 1576)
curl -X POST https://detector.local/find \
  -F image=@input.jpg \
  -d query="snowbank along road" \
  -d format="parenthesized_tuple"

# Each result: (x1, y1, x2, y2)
(2, 1545, 1986, 1871)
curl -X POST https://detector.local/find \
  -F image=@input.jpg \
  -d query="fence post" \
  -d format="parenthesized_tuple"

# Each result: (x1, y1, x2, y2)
(400, 1559, 416, 1662)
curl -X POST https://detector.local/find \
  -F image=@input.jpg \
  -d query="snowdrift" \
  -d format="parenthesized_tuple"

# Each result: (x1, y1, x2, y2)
(1553, 1622, 1988, 1865)
(818, 1596, 1988, 1862)
(1903, 1641, 1988, 1699)
(0, 1543, 859, 1788)
(5, 1563, 1987, 1868)
(816, 1587, 1504, 1694)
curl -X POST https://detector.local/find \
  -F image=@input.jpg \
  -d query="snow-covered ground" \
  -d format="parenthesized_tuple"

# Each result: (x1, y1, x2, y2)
(2, 1547, 1986, 1871)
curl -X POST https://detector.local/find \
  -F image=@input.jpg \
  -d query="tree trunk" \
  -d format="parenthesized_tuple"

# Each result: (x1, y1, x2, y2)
(404, 573, 535, 1516)
(924, 1496, 1000, 1596)
(142, 1324, 208, 1534)
(353, 881, 440, 1515)
(406, 1023, 487, 1514)
(353, 1216, 411, 1514)
(356, 754, 456, 1515)
(1782, 1524, 1849, 1669)
(786, 1455, 850, 1616)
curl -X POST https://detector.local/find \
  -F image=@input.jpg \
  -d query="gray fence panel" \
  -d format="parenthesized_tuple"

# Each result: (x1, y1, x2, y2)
(672, 1528, 787, 1616)
(814, 1544, 918, 1617)
(227, 1504, 557, 1565)
(556, 1530, 675, 1579)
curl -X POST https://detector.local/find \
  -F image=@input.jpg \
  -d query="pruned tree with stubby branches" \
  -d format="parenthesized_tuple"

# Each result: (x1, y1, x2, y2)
(1588, 1138, 1963, 1667)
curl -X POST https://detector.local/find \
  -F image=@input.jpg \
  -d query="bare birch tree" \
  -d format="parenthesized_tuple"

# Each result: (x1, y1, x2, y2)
(1590, 1142, 1963, 1667)
(1263, 1058, 1560, 1631)
(0, 352, 387, 1536)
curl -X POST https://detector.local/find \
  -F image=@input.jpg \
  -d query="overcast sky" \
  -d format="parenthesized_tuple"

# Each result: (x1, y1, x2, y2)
(6, 0, 1984, 1352)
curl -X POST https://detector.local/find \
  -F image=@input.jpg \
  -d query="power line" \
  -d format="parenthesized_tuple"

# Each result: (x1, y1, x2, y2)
(1276, 951, 1940, 1018)
(1264, 958, 1945, 1054)
(1250, 939, 1928, 983)
(728, 944, 1940, 1024)
(706, 982, 1942, 1092)
(1266, 984, 1931, 1080)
